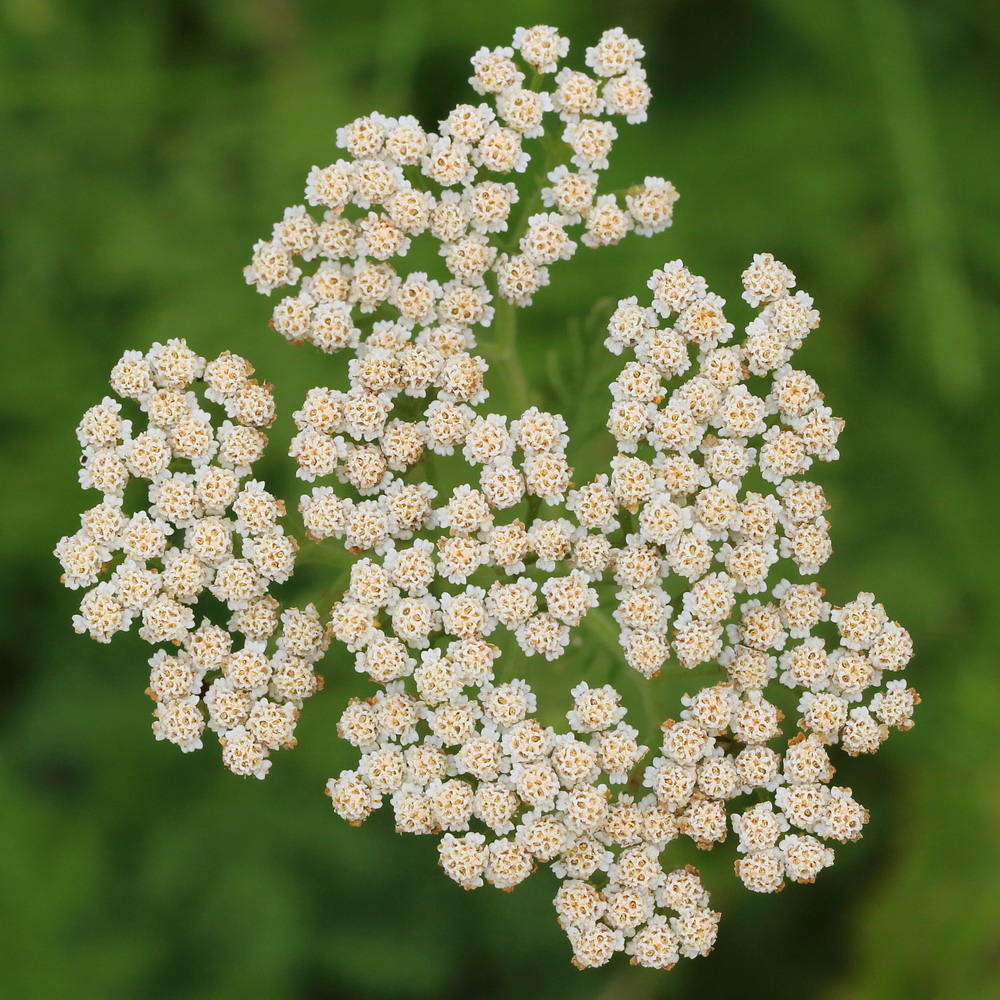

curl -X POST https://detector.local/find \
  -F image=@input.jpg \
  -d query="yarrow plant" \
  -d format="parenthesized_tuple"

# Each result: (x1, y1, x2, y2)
(56, 26, 919, 970)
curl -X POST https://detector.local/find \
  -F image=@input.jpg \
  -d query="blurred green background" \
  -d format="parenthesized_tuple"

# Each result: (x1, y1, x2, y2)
(2, 0, 998, 997)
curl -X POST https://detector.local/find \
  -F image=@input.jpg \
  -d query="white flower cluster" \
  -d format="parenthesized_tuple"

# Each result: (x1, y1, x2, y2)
(245, 23, 673, 343)
(314, 246, 919, 966)
(57, 26, 918, 973)
(54, 343, 328, 776)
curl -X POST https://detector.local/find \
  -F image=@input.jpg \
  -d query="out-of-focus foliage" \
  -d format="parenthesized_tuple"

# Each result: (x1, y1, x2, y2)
(1, 1, 998, 997)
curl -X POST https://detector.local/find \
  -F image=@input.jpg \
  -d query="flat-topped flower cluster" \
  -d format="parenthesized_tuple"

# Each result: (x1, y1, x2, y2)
(55, 26, 917, 972)
(245, 24, 673, 335)
(55, 343, 328, 777)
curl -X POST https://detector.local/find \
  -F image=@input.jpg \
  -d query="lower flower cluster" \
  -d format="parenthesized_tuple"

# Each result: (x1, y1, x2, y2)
(312, 255, 918, 968)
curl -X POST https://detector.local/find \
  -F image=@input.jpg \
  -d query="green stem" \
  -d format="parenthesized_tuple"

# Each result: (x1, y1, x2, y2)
(524, 492, 542, 526)
(478, 129, 574, 416)
(483, 296, 530, 416)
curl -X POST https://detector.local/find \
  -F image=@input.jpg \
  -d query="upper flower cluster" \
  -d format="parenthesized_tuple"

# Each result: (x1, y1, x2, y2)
(244, 23, 672, 349)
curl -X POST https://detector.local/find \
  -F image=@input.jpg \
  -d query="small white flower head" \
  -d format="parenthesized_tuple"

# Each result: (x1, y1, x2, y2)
(441, 102, 495, 144)
(220, 724, 271, 779)
(480, 520, 527, 575)
(511, 406, 569, 454)
(558, 782, 611, 835)
(615, 586, 672, 633)
(603, 885, 655, 933)
(605, 295, 655, 354)
(553, 879, 606, 929)
(486, 578, 538, 629)
(676, 291, 734, 350)
(742, 252, 796, 307)
(840, 705, 889, 756)
(152, 696, 206, 753)
(542, 165, 597, 224)
(627, 176, 678, 236)
(438, 280, 495, 328)
(480, 678, 537, 730)
(568, 682, 626, 734)
(356, 212, 410, 262)
(648, 260, 708, 317)
(440, 588, 493, 641)
(615, 536, 667, 589)
(244, 239, 302, 295)
(792, 414, 842, 473)
(479, 458, 525, 509)
(496, 87, 551, 139)
(567, 476, 620, 533)
(527, 517, 579, 573)
(353, 632, 412, 686)
(764, 289, 821, 344)
(77, 397, 130, 449)
(442, 483, 494, 535)
(469, 46, 524, 96)
(585, 27, 645, 77)
(605, 399, 649, 457)
(147, 339, 206, 391)
(660, 719, 714, 768)
(780, 834, 835, 884)
(551, 67, 603, 122)
(272, 205, 319, 260)
(563, 119, 618, 172)
(832, 593, 889, 651)
(462, 413, 513, 466)
(438, 352, 490, 405)
(621, 628, 670, 679)
(474, 123, 530, 174)
(410, 644, 462, 716)
(383, 115, 429, 166)
(494, 252, 550, 308)
(523, 451, 572, 505)
(466, 179, 518, 233)
(389, 594, 440, 650)
(582, 194, 633, 248)
(352, 156, 403, 210)
(572, 533, 616, 580)
(713, 384, 768, 440)
(438, 832, 488, 888)
(594, 723, 648, 783)
(73, 583, 133, 643)
(513, 25, 569, 73)
(627, 916, 681, 969)
(818, 786, 870, 842)
(515, 613, 570, 660)
(603, 67, 652, 124)
(305, 159, 354, 211)
(485, 838, 535, 890)
(870, 679, 919, 731)
(567, 923, 625, 970)
(435, 533, 483, 585)
(520, 213, 577, 266)
(441, 233, 497, 286)
(735, 849, 785, 894)
(335, 113, 387, 157)
(55, 531, 110, 591)
(779, 637, 832, 692)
